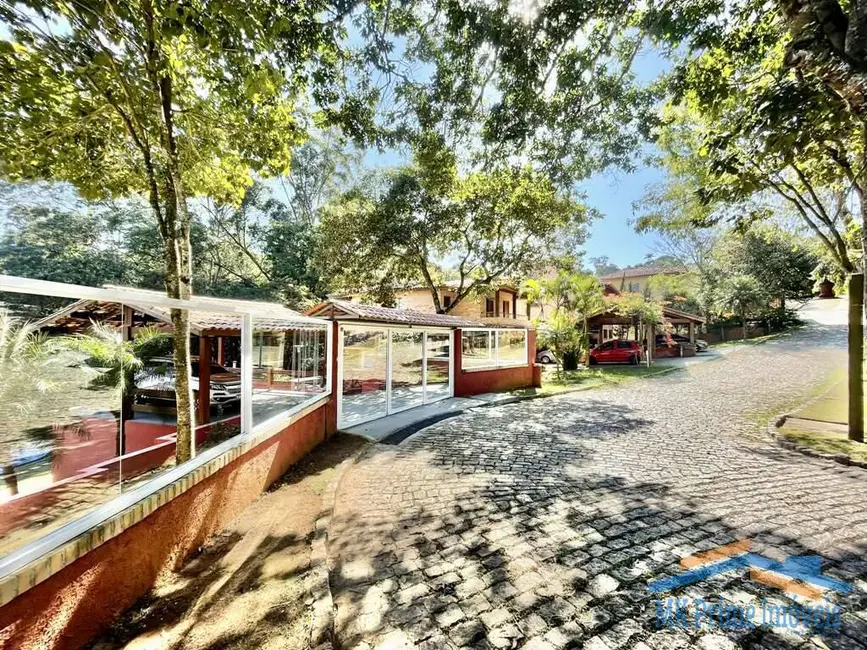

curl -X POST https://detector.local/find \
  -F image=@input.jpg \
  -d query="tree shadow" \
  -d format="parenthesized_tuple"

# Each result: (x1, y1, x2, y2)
(88, 433, 367, 650)
(327, 398, 867, 649)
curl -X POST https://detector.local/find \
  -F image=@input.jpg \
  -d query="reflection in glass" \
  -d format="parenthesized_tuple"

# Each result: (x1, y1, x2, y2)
(341, 327, 387, 426)
(497, 330, 527, 365)
(252, 324, 328, 428)
(390, 331, 424, 412)
(425, 332, 451, 402)
(0, 292, 125, 557)
(461, 330, 494, 368)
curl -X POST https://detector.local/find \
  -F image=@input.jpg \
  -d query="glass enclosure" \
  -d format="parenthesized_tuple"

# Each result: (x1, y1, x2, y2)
(461, 329, 528, 370)
(425, 332, 451, 402)
(340, 327, 389, 426)
(390, 331, 425, 412)
(339, 326, 452, 428)
(0, 284, 330, 564)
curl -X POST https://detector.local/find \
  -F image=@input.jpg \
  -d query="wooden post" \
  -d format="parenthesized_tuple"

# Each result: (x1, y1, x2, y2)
(848, 273, 864, 442)
(688, 322, 695, 344)
(197, 336, 212, 429)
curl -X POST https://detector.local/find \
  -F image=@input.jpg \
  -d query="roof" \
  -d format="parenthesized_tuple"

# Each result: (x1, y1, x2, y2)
(599, 265, 684, 281)
(35, 285, 326, 335)
(306, 299, 524, 329)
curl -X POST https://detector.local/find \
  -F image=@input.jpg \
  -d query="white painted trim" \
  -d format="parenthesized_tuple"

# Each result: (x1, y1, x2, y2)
(0, 275, 328, 323)
(241, 313, 254, 435)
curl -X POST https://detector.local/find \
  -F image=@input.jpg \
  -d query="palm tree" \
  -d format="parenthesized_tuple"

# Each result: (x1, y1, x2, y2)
(0, 312, 59, 495)
(521, 279, 546, 321)
(66, 323, 173, 454)
(568, 274, 605, 359)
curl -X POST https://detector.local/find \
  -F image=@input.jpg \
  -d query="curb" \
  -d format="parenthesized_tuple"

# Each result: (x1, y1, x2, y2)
(767, 412, 867, 471)
(307, 444, 369, 650)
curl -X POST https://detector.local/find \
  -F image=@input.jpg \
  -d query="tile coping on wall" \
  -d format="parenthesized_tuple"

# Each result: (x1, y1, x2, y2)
(461, 363, 531, 373)
(0, 395, 331, 609)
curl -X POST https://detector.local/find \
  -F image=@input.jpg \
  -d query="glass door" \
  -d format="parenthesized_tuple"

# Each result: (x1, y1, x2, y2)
(340, 326, 388, 426)
(389, 331, 425, 412)
(424, 332, 451, 402)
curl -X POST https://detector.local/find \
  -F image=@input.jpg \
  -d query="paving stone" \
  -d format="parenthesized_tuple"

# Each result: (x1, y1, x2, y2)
(327, 324, 867, 649)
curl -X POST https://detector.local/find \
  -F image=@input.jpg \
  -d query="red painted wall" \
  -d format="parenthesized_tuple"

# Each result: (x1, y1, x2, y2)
(0, 402, 331, 650)
(453, 328, 540, 397)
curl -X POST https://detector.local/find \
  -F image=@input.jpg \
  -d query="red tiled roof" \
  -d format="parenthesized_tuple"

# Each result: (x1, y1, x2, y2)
(599, 265, 684, 281)
(35, 286, 325, 334)
(306, 299, 522, 329)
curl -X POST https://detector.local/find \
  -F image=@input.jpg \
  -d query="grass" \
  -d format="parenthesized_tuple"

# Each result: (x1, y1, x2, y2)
(509, 363, 680, 398)
(775, 367, 867, 460)
(713, 327, 803, 349)
(778, 428, 867, 462)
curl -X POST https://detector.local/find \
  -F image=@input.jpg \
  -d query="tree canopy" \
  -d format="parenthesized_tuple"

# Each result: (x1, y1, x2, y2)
(317, 164, 587, 313)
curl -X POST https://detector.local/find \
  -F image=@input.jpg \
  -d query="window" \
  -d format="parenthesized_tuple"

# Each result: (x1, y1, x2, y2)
(461, 329, 527, 369)
(443, 295, 453, 309)
(485, 298, 495, 316)
(599, 341, 615, 350)
(617, 341, 634, 349)
(502, 300, 510, 317)
(0, 281, 331, 566)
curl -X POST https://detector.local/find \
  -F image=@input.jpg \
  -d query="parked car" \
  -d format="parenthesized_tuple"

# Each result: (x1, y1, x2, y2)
(536, 348, 557, 364)
(135, 357, 242, 406)
(588, 340, 643, 365)
(655, 333, 708, 352)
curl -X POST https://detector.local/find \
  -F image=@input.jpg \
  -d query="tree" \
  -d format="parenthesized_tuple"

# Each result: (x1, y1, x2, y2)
(539, 309, 580, 381)
(0, 203, 129, 316)
(569, 274, 606, 359)
(0, 1, 380, 462)
(711, 275, 769, 339)
(318, 165, 587, 313)
(65, 324, 172, 452)
(607, 292, 663, 365)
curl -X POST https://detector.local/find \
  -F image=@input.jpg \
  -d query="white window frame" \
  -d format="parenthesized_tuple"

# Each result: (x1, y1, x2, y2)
(461, 328, 529, 371)
(0, 274, 332, 584)
(336, 322, 454, 429)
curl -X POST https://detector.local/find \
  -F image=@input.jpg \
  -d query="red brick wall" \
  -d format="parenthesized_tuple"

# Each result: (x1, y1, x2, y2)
(0, 403, 330, 650)
(453, 329, 539, 397)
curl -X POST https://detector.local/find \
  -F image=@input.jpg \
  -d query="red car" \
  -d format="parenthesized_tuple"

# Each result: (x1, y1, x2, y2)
(588, 340, 643, 365)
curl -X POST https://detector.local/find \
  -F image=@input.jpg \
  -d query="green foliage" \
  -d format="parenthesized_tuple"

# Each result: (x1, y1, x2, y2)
(538, 309, 580, 380)
(65, 324, 173, 402)
(317, 166, 587, 311)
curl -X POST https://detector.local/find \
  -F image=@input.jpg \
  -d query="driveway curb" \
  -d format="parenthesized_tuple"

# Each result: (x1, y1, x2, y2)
(767, 412, 867, 471)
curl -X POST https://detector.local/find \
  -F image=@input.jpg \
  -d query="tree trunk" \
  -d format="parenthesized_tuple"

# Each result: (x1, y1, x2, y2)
(742, 311, 747, 340)
(849, 273, 864, 441)
(162, 174, 195, 464)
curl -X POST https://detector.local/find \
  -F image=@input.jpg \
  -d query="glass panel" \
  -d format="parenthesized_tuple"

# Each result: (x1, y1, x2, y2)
(390, 331, 424, 412)
(497, 330, 527, 366)
(341, 326, 387, 426)
(461, 330, 494, 369)
(0, 292, 172, 557)
(251, 322, 328, 429)
(425, 332, 451, 402)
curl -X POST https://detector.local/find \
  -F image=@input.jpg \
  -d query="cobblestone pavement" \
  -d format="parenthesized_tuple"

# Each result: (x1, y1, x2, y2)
(328, 320, 867, 650)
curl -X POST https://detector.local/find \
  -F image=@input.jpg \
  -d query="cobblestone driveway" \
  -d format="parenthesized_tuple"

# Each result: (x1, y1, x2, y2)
(328, 320, 867, 650)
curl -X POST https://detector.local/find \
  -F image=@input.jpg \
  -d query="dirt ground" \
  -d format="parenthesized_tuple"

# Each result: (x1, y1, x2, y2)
(90, 433, 367, 650)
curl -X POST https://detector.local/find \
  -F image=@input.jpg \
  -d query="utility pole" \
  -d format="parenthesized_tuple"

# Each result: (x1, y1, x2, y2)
(848, 273, 864, 441)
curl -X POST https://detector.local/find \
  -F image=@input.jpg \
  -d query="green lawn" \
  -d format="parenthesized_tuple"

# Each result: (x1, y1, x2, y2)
(510, 364, 680, 398)
(777, 368, 867, 459)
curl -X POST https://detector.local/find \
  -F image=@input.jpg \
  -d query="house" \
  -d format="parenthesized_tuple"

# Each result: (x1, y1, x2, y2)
(334, 280, 526, 325)
(598, 264, 686, 297)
